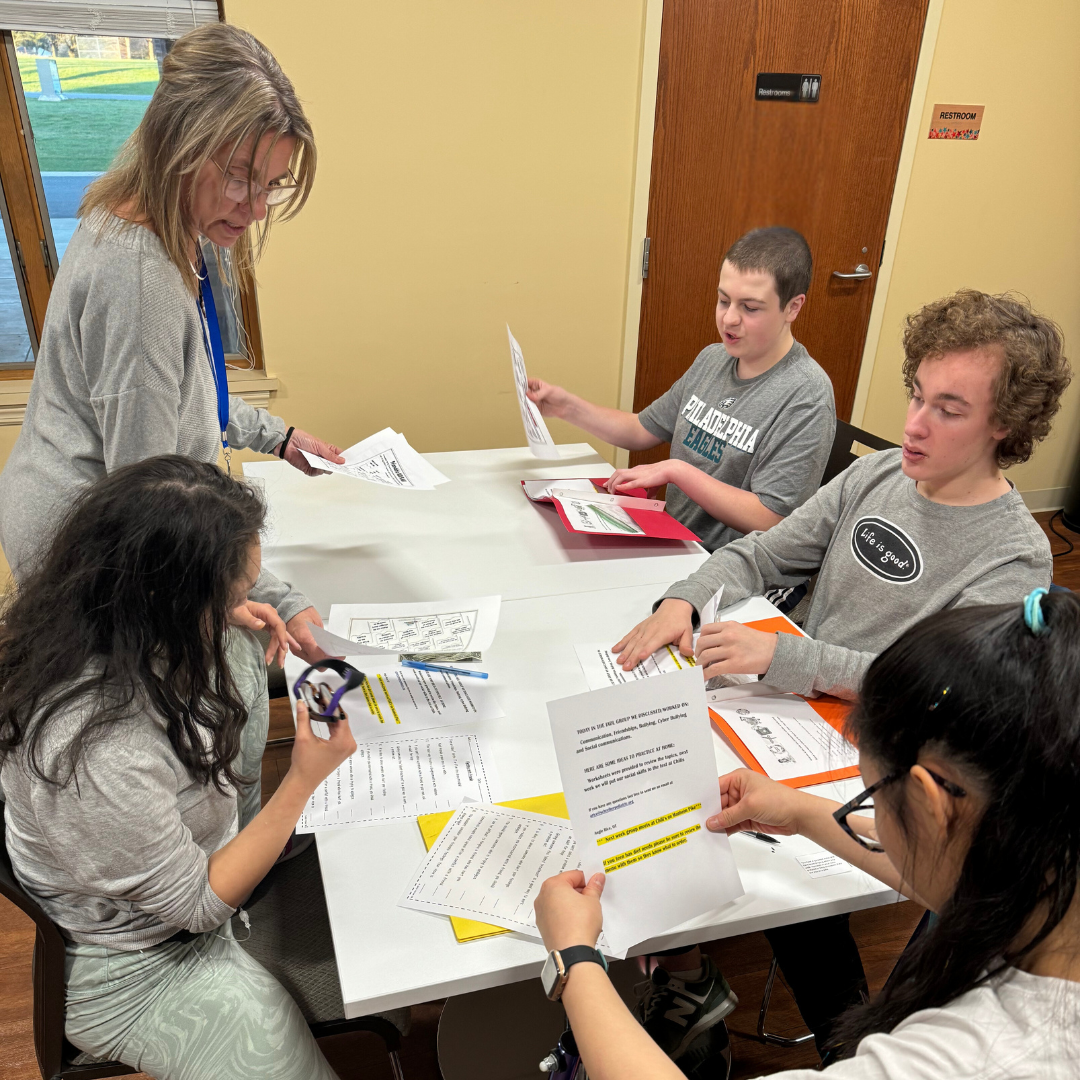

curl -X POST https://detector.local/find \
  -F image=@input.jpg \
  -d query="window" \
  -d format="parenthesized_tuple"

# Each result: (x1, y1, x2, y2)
(0, 20, 265, 376)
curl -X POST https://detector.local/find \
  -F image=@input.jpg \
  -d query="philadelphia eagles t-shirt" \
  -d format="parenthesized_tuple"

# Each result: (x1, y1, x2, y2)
(638, 340, 836, 551)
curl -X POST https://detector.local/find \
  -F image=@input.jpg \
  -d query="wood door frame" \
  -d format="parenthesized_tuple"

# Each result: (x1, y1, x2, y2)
(614, 0, 946, 466)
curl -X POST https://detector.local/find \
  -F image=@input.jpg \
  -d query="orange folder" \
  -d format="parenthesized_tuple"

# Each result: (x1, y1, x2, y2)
(707, 618, 859, 788)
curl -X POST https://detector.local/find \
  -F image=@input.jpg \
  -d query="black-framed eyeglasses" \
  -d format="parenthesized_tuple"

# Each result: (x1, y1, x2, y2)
(833, 768, 967, 852)
(293, 659, 366, 722)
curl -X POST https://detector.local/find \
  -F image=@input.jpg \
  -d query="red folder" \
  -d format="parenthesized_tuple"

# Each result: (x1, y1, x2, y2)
(547, 488, 701, 542)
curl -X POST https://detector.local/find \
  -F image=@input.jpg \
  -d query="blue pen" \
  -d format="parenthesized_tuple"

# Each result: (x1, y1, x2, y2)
(401, 659, 489, 679)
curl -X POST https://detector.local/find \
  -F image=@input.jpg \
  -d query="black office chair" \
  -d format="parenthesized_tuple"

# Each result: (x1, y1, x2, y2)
(0, 814, 406, 1079)
(820, 419, 899, 487)
(0, 813, 135, 1080)
(237, 843, 409, 1079)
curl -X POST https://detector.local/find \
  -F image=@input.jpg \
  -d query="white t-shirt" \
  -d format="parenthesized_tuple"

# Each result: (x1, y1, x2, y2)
(757, 969, 1080, 1080)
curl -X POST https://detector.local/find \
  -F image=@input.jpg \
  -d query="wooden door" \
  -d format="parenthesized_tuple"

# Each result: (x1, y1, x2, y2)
(631, 0, 929, 464)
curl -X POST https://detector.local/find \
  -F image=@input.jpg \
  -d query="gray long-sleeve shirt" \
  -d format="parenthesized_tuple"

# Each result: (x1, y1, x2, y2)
(0, 214, 310, 620)
(2, 699, 237, 948)
(661, 448, 1051, 698)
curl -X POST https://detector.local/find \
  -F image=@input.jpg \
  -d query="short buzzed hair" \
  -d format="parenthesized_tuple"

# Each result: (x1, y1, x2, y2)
(723, 227, 813, 307)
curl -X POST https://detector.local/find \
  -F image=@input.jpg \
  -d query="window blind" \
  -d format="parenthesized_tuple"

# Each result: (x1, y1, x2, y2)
(0, 1, 219, 39)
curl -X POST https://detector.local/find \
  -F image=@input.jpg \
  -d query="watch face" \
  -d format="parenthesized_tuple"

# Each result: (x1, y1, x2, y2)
(541, 952, 560, 998)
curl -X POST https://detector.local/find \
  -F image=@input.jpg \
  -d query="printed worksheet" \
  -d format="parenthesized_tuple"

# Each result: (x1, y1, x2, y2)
(400, 803, 578, 936)
(301, 428, 451, 489)
(308, 623, 399, 659)
(284, 653, 505, 738)
(548, 666, 743, 955)
(328, 596, 501, 655)
(508, 325, 561, 460)
(574, 642, 699, 690)
(709, 693, 859, 782)
(297, 734, 497, 833)
(553, 495, 645, 535)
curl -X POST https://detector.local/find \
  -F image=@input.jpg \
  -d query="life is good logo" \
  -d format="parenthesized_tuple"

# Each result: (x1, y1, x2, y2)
(850, 516, 923, 583)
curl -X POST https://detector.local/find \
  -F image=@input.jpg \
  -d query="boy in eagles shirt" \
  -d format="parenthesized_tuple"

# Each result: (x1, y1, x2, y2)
(527, 227, 835, 552)
(612, 289, 1069, 1078)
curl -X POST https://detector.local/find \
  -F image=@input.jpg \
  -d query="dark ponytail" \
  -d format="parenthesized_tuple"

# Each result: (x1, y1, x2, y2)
(829, 590, 1080, 1054)
(0, 455, 266, 792)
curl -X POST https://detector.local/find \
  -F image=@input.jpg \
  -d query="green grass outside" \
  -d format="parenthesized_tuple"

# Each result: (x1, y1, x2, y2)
(17, 56, 159, 97)
(26, 98, 148, 171)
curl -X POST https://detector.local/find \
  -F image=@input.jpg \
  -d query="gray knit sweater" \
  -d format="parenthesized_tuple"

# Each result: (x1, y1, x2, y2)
(0, 215, 309, 619)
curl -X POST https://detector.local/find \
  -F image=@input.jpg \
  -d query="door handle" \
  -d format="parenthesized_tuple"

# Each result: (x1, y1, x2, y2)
(832, 263, 872, 280)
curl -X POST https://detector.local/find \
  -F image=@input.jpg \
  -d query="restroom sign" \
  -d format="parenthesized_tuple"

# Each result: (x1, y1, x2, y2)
(928, 103, 984, 140)
(755, 73, 821, 103)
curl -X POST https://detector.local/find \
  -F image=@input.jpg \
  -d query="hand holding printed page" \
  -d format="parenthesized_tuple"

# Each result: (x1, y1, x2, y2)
(508, 325, 561, 460)
(400, 804, 579, 937)
(548, 666, 743, 955)
(300, 427, 450, 489)
(575, 641, 697, 690)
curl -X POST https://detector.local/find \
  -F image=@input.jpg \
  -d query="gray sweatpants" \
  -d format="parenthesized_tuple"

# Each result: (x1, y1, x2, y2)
(62, 630, 338, 1079)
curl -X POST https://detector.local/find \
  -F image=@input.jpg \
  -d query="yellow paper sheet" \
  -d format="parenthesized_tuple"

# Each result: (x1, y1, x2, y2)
(416, 793, 569, 942)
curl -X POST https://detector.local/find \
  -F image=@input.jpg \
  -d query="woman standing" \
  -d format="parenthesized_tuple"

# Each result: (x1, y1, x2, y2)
(0, 22, 336, 664)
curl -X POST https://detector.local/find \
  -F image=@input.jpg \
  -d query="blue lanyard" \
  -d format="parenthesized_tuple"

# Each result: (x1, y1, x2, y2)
(197, 254, 231, 457)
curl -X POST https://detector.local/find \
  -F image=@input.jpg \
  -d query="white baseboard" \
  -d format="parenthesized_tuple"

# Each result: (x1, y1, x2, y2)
(1020, 486, 1069, 513)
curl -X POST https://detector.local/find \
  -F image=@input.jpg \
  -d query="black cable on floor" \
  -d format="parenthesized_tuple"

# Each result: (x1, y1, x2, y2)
(1049, 509, 1075, 559)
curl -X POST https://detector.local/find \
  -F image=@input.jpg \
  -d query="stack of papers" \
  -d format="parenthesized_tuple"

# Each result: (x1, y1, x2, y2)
(549, 489, 700, 542)
(301, 427, 450, 489)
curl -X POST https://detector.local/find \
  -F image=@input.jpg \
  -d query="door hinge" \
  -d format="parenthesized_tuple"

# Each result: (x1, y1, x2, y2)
(13, 239, 27, 284)
(641, 237, 651, 279)
(40, 239, 53, 281)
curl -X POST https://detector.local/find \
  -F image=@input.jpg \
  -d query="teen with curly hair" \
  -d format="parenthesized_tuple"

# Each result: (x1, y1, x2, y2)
(606, 289, 1071, 1074)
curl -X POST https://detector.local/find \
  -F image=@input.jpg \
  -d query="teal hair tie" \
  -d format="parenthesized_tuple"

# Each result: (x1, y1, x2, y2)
(1023, 587, 1050, 636)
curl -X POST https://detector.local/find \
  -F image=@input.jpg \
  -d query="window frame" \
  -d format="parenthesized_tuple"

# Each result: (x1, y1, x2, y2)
(0, 24, 267, 382)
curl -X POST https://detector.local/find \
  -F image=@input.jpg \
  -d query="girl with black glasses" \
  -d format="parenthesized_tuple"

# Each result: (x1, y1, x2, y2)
(535, 588, 1080, 1078)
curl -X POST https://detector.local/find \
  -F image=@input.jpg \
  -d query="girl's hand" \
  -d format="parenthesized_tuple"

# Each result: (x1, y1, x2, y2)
(603, 460, 677, 495)
(526, 378, 574, 420)
(228, 600, 297, 666)
(287, 698, 356, 794)
(535, 869, 606, 952)
(708, 769, 812, 836)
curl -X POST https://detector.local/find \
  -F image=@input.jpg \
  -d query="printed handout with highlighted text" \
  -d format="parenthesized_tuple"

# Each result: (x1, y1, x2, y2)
(327, 596, 501, 656)
(297, 734, 497, 833)
(284, 652, 504, 738)
(399, 803, 579, 937)
(300, 427, 451, 489)
(548, 667, 743, 955)
(574, 642, 698, 690)
(508, 326, 561, 460)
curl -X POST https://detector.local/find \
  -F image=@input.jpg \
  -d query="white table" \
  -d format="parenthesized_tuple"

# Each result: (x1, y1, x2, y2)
(248, 446, 898, 1018)
(244, 443, 708, 611)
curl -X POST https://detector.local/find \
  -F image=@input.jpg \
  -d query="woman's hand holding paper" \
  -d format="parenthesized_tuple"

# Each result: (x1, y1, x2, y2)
(708, 769, 812, 837)
(612, 598, 695, 671)
(696, 620, 778, 677)
(535, 869, 606, 952)
(276, 428, 346, 476)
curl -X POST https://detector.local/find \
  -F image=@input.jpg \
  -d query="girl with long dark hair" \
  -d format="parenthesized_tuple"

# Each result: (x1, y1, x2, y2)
(0, 456, 355, 1079)
(534, 589, 1080, 1078)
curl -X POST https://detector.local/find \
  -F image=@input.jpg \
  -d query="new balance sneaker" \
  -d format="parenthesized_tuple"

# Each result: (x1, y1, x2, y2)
(635, 956, 739, 1062)
(678, 1021, 732, 1080)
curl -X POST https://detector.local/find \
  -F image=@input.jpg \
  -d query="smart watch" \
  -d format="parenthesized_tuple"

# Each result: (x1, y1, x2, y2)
(541, 945, 608, 1002)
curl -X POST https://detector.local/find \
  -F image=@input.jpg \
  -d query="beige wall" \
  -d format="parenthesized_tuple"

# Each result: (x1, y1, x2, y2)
(861, 0, 1080, 509)
(224, 0, 648, 459)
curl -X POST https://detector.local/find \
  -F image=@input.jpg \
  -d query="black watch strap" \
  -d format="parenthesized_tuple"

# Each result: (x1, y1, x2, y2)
(559, 945, 607, 974)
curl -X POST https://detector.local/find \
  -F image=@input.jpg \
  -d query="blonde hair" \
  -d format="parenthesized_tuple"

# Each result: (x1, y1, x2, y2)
(80, 22, 316, 294)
